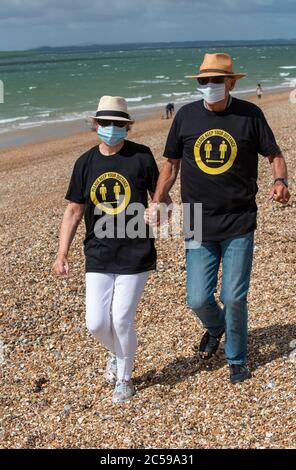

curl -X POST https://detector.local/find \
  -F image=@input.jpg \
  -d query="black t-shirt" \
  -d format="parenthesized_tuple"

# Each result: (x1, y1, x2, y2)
(164, 97, 281, 241)
(65, 140, 159, 274)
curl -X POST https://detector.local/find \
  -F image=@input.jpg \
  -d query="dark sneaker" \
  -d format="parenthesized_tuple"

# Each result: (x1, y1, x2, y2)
(229, 365, 251, 384)
(199, 330, 224, 360)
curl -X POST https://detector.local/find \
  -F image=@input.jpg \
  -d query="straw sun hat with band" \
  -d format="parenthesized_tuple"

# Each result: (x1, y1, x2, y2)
(90, 95, 134, 123)
(186, 52, 246, 80)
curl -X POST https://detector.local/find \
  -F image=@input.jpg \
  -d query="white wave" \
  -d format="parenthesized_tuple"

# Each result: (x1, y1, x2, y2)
(133, 78, 169, 84)
(133, 80, 165, 84)
(161, 93, 172, 97)
(155, 75, 165, 78)
(19, 121, 49, 128)
(279, 66, 296, 69)
(128, 101, 170, 110)
(126, 95, 152, 102)
(280, 72, 290, 77)
(172, 92, 191, 96)
(15, 111, 93, 129)
(29, 86, 37, 90)
(129, 95, 202, 111)
(284, 77, 296, 87)
(0, 116, 29, 124)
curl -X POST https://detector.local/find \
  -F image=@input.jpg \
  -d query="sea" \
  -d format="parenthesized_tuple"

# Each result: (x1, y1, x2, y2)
(0, 41, 296, 137)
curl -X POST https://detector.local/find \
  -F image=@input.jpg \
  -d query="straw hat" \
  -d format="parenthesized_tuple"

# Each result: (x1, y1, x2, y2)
(186, 53, 246, 79)
(90, 96, 134, 122)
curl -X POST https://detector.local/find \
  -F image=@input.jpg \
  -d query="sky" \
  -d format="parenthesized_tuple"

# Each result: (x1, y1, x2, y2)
(0, 0, 296, 51)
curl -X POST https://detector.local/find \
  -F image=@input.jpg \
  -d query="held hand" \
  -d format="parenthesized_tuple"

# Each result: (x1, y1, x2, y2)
(269, 182, 290, 204)
(52, 255, 69, 276)
(144, 203, 161, 227)
(144, 198, 174, 226)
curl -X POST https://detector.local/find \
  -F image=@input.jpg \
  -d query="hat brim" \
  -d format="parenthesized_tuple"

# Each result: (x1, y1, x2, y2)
(89, 115, 134, 123)
(186, 72, 246, 79)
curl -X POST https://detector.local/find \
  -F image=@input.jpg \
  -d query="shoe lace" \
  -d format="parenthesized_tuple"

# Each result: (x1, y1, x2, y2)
(117, 380, 130, 394)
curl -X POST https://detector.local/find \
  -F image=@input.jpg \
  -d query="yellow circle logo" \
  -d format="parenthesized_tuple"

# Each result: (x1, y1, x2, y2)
(90, 172, 131, 215)
(194, 129, 238, 175)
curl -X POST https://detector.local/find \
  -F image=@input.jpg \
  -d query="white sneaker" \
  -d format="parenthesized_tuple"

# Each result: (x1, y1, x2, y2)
(104, 352, 117, 385)
(112, 380, 135, 403)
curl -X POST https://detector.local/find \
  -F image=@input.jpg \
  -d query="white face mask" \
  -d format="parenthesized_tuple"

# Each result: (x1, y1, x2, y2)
(197, 82, 226, 104)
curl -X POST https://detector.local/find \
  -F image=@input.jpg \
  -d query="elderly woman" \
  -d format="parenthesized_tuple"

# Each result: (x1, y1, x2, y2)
(53, 96, 159, 403)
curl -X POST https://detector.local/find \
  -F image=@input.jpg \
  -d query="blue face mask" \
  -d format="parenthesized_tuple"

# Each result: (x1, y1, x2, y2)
(98, 125, 127, 146)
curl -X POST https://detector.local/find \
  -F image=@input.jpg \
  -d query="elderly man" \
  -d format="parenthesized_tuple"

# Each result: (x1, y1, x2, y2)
(148, 53, 290, 383)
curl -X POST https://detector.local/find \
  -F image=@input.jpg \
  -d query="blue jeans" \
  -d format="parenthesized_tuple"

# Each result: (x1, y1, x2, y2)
(186, 231, 254, 365)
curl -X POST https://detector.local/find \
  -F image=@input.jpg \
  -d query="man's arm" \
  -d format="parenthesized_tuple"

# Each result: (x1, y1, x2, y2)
(268, 153, 290, 204)
(152, 158, 181, 203)
(145, 158, 180, 225)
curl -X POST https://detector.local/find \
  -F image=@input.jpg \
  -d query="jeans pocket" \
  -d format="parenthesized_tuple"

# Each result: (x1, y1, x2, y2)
(185, 238, 202, 250)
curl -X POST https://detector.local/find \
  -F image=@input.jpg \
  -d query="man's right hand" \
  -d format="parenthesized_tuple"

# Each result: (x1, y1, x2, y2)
(52, 255, 69, 276)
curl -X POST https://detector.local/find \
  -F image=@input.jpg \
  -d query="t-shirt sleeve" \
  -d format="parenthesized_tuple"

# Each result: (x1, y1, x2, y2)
(145, 151, 159, 193)
(65, 160, 86, 204)
(163, 112, 183, 159)
(255, 109, 281, 157)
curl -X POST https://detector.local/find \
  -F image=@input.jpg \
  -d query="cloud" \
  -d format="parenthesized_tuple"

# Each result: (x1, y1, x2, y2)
(1, 0, 296, 24)
(0, 0, 295, 49)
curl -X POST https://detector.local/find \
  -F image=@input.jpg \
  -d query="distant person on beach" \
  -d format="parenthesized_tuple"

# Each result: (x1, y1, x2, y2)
(146, 52, 290, 384)
(53, 96, 161, 403)
(256, 83, 262, 99)
(166, 102, 175, 119)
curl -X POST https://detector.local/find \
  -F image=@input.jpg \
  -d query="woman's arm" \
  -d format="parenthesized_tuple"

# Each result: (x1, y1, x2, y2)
(52, 202, 85, 276)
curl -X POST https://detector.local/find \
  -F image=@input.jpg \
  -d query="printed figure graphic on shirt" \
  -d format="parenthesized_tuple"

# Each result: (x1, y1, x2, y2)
(219, 140, 228, 161)
(114, 182, 121, 201)
(205, 140, 212, 161)
(99, 183, 107, 201)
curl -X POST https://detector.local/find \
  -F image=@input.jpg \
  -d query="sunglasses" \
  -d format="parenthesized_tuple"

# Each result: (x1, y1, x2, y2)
(97, 119, 127, 128)
(197, 76, 226, 85)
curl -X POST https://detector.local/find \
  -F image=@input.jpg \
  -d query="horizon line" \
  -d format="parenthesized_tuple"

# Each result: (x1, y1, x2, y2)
(1, 38, 296, 53)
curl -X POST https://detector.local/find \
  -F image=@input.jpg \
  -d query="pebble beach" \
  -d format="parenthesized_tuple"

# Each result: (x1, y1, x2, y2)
(0, 90, 295, 449)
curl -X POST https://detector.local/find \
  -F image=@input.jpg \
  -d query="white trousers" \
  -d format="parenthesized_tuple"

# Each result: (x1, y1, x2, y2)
(85, 271, 149, 381)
